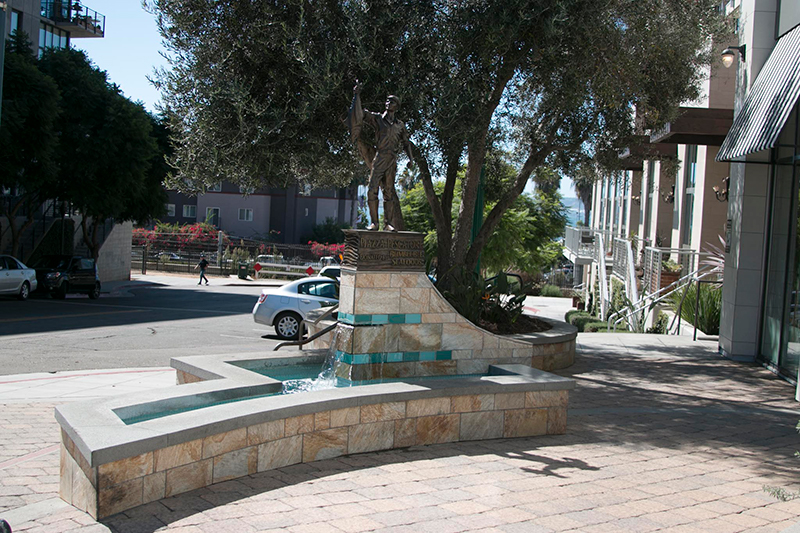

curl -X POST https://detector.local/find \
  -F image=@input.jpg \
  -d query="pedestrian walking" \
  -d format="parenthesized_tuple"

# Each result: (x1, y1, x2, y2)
(195, 255, 210, 285)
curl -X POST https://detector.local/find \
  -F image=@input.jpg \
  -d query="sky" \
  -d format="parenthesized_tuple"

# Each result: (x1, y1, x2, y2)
(75, 1, 166, 113)
(74, 2, 577, 200)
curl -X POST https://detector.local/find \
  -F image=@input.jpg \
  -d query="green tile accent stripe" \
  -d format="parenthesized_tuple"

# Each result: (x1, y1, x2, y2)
(337, 312, 426, 326)
(335, 350, 452, 365)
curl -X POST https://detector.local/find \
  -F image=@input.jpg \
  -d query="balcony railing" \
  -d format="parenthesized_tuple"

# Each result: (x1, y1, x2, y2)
(564, 226, 596, 262)
(642, 247, 710, 295)
(612, 237, 639, 304)
(40, 1, 105, 38)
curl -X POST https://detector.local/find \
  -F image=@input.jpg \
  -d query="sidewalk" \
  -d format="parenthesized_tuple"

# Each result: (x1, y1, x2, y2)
(1, 334, 800, 532)
(101, 272, 289, 295)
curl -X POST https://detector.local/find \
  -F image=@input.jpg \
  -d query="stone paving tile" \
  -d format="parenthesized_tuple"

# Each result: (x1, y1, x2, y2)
(2, 335, 800, 532)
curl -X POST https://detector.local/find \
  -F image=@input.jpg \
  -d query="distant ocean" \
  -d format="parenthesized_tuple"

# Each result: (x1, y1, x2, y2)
(561, 197, 585, 227)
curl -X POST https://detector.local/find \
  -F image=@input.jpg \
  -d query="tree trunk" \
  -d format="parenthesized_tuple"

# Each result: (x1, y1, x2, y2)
(81, 217, 102, 260)
(577, 189, 592, 226)
(463, 147, 549, 272)
(1, 194, 37, 260)
(451, 138, 487, 268)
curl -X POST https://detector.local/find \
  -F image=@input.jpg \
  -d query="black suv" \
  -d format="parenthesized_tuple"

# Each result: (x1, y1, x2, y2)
(32, 255, 101, 299)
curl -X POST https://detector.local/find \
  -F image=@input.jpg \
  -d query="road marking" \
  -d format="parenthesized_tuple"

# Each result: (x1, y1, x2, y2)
(0, 309, 145, 323)
(7, 300, 246, 316)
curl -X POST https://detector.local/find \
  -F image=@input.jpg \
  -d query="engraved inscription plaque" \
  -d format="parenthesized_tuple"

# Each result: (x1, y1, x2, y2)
(342, 229, 425, 271)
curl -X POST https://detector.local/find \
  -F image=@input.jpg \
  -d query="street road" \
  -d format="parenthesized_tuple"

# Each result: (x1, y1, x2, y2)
(0, 283, 292, 375)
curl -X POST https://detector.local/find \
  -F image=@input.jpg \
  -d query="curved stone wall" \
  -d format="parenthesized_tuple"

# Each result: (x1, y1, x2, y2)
(57, 359, 574, 519)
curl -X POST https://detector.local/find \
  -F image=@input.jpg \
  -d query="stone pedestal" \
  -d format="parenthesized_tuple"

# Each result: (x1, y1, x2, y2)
(332, 230, 544, 380)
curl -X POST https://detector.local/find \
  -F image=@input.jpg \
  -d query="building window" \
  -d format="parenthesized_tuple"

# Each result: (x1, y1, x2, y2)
(11, 10, 21, 34)
(597, 178, 606, 230)
(207, 183, 222, 192)
(299, 184, 312, 196)
(166, 204, 176, 217)
(206, 207, 220, 226)
(239, 185, 256, 195)
(238, 208, 253, 222)
(38, 22, 69, 57)
(681, 145, 697, 248)
(618, 174, 628, 237)
(183, 205, 197, 218)
(643, 162, 655, 241)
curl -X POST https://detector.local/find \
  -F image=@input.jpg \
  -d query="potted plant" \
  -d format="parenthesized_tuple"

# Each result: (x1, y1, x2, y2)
(572, 290, 585, 310)
(660, 259, 682, 289)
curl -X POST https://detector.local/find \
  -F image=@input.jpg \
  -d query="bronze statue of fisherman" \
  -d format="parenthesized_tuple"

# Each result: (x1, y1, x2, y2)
(346, 82, 412, 231)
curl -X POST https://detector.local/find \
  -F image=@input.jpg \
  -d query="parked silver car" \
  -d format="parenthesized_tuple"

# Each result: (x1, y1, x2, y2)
(252, 276, 339, 340)
(0, 255, 38, 300)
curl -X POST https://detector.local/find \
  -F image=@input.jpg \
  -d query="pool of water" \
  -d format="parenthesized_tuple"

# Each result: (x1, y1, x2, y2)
(118, 364, 486, 425)
(119, 391, 279, 425)
(256, 365, 485, 394)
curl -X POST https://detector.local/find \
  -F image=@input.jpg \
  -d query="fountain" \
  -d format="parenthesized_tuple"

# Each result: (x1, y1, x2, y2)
(55, 230, 577, 519)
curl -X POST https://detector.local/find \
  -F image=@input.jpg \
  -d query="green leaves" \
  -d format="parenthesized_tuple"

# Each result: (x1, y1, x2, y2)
(1, 40, 168, 256)
(150, 0, 725, 277)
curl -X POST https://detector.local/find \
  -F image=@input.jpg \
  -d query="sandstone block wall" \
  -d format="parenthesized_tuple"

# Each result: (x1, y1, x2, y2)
(60, 390, 569, 519)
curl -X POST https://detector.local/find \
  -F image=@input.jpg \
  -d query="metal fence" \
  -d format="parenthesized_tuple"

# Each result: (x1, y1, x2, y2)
(131, 237, 326, 278)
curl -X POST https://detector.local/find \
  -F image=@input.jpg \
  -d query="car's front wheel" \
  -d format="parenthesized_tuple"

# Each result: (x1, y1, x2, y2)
(17, 282, 30, 301)
(274, 311, 303, 340)
(88, 282, 100, 300)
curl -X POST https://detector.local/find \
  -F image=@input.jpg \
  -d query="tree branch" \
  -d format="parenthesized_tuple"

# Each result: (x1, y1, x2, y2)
(410, 141, 447, 237)
(441, 145, 462, 229)
(464, 147, 547, 269)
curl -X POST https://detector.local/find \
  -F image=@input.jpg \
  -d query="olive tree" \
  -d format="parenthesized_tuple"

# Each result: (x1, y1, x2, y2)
(149, 0, 725, 289)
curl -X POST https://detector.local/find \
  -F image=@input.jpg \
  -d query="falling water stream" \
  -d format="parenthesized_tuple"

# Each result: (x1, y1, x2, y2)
(282, 327, 356, 394)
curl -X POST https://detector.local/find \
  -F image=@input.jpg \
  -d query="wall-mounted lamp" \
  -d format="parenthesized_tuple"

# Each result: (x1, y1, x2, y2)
(662, 184, 675, 204)
(721, 45, 746, 68)
(631, 195, 641, 205)
(713, 176, 729, 202)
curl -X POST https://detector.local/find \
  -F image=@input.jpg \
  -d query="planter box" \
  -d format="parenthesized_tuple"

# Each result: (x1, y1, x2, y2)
(659, 271, 681, 290)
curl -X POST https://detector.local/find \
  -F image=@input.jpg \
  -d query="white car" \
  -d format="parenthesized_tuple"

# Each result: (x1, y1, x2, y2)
(253, 276, 339, 340)
(319, 265, 341, 280)
(0, 255, 38, 300)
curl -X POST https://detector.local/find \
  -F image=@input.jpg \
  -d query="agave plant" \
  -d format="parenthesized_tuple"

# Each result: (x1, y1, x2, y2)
(701, 235, 726, 279)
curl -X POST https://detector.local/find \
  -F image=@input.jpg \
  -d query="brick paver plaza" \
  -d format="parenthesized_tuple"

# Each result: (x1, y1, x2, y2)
(2, 333, 799, 532)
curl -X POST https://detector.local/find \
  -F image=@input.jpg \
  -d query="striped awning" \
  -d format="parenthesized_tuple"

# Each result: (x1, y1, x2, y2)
(716, 24, 800, 162)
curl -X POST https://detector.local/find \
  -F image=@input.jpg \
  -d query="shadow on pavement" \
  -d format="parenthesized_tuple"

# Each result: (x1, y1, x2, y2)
(100, 339, 800, 532)
(0, 286, 260, 336)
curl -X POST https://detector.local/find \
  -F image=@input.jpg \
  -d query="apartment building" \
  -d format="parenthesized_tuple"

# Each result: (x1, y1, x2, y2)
(715, 0, 800, 387)
(566, 30, 735, 317)
(3, 0, 104, 53)
(162, 183, 359, 244)
(0, 2, 136, 281)
(566, 0, 800, 393)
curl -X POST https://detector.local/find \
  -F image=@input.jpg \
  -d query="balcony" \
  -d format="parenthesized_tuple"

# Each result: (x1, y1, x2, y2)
(618, 138, 677, 171)
(564, 227, 597, 265)
(40, 1, 105, 38)
(649, 107, 734, 147)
